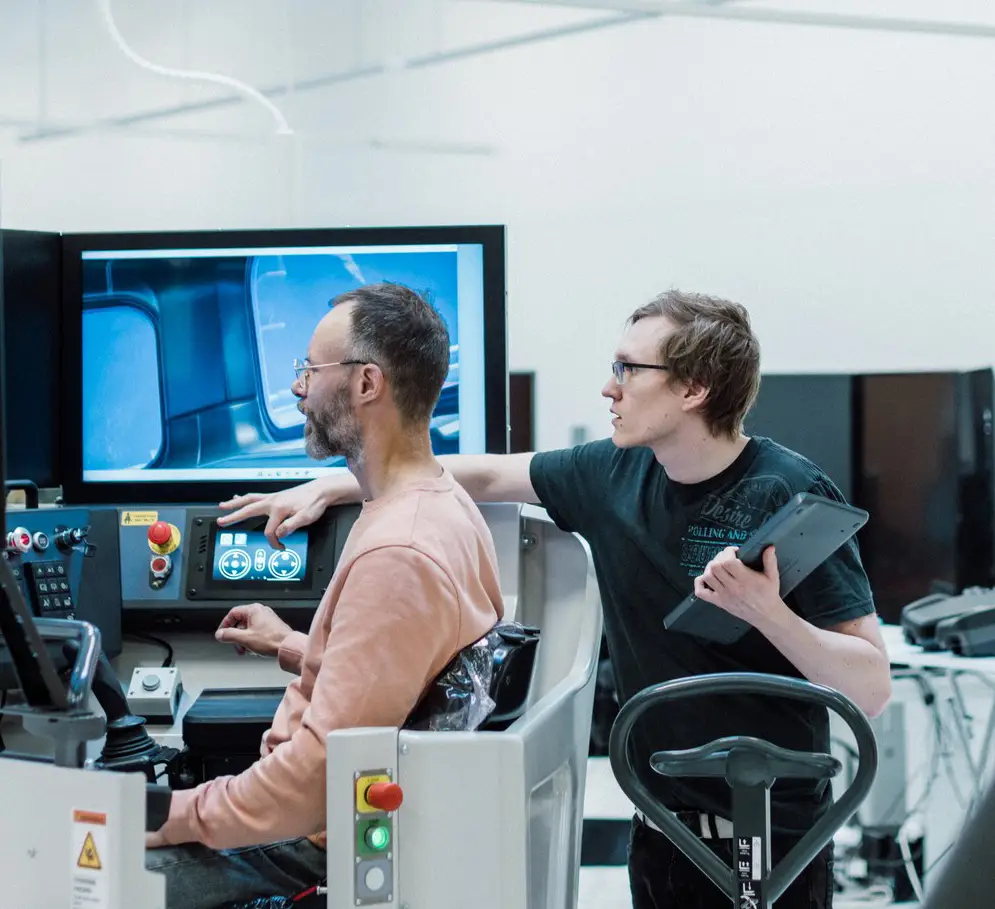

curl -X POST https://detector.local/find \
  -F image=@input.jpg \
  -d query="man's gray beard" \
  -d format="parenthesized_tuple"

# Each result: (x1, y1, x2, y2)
(303, 404, 363, 464)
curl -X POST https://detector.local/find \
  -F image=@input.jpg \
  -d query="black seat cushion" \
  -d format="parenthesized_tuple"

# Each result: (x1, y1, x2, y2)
(404, 621, 540, 733)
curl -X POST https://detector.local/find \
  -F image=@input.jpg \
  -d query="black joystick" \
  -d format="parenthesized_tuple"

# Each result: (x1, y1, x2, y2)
(61, 641, 178, 782)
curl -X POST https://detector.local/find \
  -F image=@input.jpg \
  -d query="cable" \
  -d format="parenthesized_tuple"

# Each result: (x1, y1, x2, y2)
(897, 824, 925, 902)
(96, 0, 292, 135)
(0, 689, 6, 753)
(124, 633, 173, 668)
(922, 839, 956, 876)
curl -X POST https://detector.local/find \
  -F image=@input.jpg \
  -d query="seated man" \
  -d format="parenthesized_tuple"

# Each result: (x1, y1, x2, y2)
(145, 283, 505, 909)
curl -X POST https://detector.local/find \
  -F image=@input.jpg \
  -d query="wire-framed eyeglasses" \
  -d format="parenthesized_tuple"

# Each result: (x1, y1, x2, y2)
(611, 360, 670, 385)
(293, 357, 366, 391)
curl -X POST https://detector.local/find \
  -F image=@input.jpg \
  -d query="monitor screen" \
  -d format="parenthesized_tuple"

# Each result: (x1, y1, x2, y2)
(59, 227, 506, 503)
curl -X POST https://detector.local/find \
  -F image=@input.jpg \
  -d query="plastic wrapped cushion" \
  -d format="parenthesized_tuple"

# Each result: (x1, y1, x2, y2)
(406, 631, 496, 732)
(405, 621, 539, 732)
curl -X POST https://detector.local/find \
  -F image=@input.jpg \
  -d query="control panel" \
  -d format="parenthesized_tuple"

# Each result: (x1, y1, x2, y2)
(353, 770, 401, 905)
(118, 504, 361, 631)
(1, 507, 123, 682)
(4, 502, 360, 642)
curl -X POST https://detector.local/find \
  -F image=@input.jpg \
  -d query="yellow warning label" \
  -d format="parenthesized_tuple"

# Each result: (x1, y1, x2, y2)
(77, 831, 102, 870)
(121, 510, 158, 526)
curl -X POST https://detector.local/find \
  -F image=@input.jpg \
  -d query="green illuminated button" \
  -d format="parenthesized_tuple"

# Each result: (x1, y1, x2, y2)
(365, 825, 390, 851)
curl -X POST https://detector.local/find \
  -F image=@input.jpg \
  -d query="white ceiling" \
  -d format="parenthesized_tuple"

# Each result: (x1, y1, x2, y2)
(1, 0, 993, 148)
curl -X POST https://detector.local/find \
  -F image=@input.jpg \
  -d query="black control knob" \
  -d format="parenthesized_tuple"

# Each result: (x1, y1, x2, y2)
(54, 526, 89, 551)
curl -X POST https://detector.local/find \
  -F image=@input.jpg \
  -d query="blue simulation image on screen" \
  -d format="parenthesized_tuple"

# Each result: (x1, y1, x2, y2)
(212, 528, 308, 583)
(79, 242, 487, 484)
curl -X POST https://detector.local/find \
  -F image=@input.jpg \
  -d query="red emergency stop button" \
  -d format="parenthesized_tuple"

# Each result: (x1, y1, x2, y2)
(365, 781, 403, 812)
(148, 522, 171, 546)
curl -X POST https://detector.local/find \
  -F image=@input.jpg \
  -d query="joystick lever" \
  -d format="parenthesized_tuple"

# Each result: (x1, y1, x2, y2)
(61, 641, 178, 781)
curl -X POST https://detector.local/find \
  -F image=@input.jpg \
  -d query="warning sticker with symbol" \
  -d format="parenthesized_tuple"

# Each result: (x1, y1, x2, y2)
(121, 510, 158, 526)
(78, 831, 102, 870)
(71, 809, 108, 908)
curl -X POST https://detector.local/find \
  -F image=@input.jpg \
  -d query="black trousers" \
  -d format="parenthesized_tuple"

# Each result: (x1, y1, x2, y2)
(627, 815, 834, 909)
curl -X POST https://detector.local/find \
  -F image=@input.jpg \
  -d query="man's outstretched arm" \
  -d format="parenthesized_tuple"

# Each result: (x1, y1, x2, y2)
(218, 453, 540, 546)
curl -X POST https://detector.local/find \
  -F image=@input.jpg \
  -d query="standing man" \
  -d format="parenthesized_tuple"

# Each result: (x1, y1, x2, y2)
(219, 289, 891, 909)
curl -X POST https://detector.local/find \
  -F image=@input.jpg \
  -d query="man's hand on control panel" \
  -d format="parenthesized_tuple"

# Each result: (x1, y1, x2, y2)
(216, 603, 293, 657)
(217, 477, 343, 548)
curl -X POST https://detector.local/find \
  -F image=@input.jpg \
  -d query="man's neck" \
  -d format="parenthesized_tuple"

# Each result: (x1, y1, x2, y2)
(651, 429, 751, 485)
(349, 430, 442, 501)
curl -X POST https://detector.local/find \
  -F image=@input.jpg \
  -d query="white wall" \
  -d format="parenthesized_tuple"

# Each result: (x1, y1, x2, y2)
(2, 1, 995, 449)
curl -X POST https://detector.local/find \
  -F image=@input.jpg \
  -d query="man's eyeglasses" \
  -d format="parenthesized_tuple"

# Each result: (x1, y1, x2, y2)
(611, 360, 669, 385)
(293, 357, 366, 391)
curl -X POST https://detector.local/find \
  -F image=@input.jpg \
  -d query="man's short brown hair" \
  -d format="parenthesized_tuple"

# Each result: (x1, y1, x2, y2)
(331, 282, 450, 426)
(628, 289, 761, 439)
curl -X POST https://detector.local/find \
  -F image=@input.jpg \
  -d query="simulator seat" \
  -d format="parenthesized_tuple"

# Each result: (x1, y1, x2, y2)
(201, 503, 603, 909)
(209, 621, 542, 909)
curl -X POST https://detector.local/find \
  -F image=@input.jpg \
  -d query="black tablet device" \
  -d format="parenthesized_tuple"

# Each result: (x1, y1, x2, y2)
(663, 492, 869, 645)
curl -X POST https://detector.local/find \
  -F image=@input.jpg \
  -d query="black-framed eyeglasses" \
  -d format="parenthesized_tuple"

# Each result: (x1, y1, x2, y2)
(611, 360, 669, 385)
(293, 357, 366, 391)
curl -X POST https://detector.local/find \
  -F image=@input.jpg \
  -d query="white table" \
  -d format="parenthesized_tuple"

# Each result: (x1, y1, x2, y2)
(881, 623, 995, 676)
(880, 622, 995, 798)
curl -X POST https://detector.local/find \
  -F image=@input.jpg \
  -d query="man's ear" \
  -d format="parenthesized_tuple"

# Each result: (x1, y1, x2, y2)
(681, 381, 710, 414)
(356, 363, 386, 404)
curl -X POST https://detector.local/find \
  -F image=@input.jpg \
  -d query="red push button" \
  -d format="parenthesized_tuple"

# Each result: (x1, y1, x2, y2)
(151, 555, 171, 578)
(365, 782, 403, 812)
(148, 521, 171, 546)
(7, 527, 31, 554)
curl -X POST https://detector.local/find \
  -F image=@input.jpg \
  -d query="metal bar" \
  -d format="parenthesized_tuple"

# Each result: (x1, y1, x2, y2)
(946, 682, 982, 800)
(731, 780, 772, 909)
(19, 11, 650, 143)
(503, 0, 995, 41)
(971, 673, 995, 776)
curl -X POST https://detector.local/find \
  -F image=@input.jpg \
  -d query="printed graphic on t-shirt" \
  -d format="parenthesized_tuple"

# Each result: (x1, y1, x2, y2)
(678, 475, 789, 578)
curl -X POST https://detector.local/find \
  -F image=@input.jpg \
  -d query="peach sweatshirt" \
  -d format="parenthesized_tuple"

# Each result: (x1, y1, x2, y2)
(157, 471, 504, 849)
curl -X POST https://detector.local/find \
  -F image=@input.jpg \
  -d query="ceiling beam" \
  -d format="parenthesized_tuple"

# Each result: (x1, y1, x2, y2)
(498, 0, 995, 40)
(19, 10, 651, 143)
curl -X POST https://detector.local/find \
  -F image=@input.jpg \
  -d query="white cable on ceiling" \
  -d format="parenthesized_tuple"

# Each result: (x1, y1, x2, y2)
(96, 0, 292, 135)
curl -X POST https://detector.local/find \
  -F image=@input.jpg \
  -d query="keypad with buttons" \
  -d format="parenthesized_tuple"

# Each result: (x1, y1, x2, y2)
(26, 561, 74, 615)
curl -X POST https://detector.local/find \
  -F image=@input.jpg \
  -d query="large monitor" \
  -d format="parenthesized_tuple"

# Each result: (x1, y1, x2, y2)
(1, 230, 62, 489)
(59, 226, 507, 504)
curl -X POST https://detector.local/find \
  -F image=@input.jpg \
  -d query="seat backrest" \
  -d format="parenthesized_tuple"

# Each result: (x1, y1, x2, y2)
(403, 621, 540, 733)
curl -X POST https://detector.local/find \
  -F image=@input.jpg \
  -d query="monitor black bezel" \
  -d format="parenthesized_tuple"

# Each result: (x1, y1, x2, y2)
(59, 224, 508, 505)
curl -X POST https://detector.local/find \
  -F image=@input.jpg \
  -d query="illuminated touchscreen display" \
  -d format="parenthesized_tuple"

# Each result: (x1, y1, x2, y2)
(211, 528, 308, 583)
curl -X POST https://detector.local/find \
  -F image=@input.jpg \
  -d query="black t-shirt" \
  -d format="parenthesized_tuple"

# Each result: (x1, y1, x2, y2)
(530, 435, 875, 836)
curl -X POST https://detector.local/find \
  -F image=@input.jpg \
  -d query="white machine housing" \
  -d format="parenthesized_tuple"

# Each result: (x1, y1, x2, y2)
(326, 504, 603, 909)
(0, 503, 603, 909)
